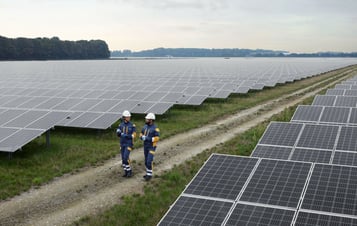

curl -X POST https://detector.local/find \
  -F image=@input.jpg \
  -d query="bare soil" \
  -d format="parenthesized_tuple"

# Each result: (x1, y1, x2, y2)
(0, 72, 351, 226)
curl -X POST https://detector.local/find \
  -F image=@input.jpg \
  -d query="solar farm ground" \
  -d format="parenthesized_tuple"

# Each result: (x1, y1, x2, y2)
(0, 65, 356, 226)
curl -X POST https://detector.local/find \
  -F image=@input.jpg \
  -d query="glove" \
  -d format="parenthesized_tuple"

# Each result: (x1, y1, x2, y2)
(141, 135, 146, 141)
(116, 128, 121, 135)
(121, 133, 127, 138)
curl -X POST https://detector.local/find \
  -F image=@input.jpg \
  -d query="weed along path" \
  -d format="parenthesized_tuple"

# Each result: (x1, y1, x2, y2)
(0, 69, 354, 226)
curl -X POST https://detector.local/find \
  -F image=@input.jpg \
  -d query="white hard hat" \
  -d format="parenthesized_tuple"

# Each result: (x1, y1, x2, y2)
(122, 110, 131, 117)
(145, 112, 155, 120)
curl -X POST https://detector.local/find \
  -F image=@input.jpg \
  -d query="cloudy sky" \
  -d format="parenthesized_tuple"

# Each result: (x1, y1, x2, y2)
(1, 0, 356, 53)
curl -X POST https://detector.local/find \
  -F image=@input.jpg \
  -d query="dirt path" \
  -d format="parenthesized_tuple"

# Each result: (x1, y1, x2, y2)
(0, 70, 353, 226)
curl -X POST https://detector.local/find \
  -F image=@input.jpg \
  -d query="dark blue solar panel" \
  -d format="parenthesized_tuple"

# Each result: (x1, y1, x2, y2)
(295, 211, 357, 226)
(290, 148, 332, 164)
(301, 164, 357, 216)
(184, 155, 258, 200)
(297, 124, 339, 150)
(251, 145, 292, 160)
(225, 203, 295, 226)
(158, 196, 232, 226)
(259, 122, 303, 147)
(240, 159, 311, 208)
(336, 126, 357, 152)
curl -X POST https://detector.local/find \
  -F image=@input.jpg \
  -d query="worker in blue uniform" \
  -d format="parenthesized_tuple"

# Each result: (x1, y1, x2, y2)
(140, 113, 160, 181)
(116, 110, 136, 178)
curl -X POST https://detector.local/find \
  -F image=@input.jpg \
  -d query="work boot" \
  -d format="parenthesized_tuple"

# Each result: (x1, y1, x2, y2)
(143, 175, 152, 181)
(122, 171, 128, 177)
(126, 170, 132, 178)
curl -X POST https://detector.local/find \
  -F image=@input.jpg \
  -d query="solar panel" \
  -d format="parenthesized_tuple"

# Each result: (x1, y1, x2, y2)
(82, 90, 104, 99)
(235, 86, 250, 94)
(252, 83, 265, 90)
(297, 124, 339, 150)
(112, 91, 134, 100)
(98, 90, 119, 99)
(0, 96, 18, 106)
(17, 96, 49, 109)
(0, 109, 27, 126)
(63, 112, 103, 128)
(161, 92, 184, 103)
(290, 148, 332, 163)
(1, 96, 33, 108)
(291, 105, 323, 122)
(332, 151, 357, 166)
(335, 84, 351, 89)
(225, 203, 295, 226)
(129, 91, 152, 100)
(131, 102, 156, 113)
(158, 196, 232, 226)
(326, 89, 345, 95)
(258, 122, 303, 147)
(52, 98, 83, 110)
(183, 155, 258, 200)
(210, 90, 231, 98)
(88, 99, 119, 112)
(0, 127, 18, 141)
(147, 102, 173, 115)
(26, 111, 69, 130)
(184, 95, 207, 105)
(335, 96, 357, 107)
(108, 100, 139, 113)
(312, 95, 336, 106)
(56, 112, 84, 126)
(240, 159, 311, 208)
(0, 128, 45, 152)
(319, 106, 350, 124)
(85, 113, 120, 129)
(295, 211, 357, 225)
(336, 126, 357, 152)
(196, 87, 215, 96)
(345, 89, 357, 96)
(3, 110, 49, 128)
(70, 99, 101, 111)
(251, 145, 292, 160)
(36, 97, 67, 109)
(143, 92, 167, 102)
(301, 164, 357, 216)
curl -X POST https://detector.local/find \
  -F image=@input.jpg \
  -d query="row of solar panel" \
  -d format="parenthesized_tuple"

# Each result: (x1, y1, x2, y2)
(159, 155, 357, 225)
(0, 60, 355, 154)
(159, 75, 357, 225)
(312, 95, 357, 107)
(292, 105, 357, 125)
(0, 59, 328, 153)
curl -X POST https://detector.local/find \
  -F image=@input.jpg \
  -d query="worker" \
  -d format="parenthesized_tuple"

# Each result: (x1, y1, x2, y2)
(140, 113, 160, 181)
(116, 110, 136, 178)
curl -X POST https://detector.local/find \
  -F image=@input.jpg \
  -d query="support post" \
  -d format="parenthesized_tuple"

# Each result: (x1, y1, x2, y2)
(46, 130, 50, 148)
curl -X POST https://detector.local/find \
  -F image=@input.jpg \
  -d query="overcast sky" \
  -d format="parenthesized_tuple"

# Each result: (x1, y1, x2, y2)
(1, 0, 356, 53)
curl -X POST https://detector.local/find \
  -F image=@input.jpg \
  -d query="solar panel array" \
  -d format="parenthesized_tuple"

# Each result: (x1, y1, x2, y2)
(158, 154, 357, 225)
(1, 58, 356, 153)
(159, 75, 357, 225)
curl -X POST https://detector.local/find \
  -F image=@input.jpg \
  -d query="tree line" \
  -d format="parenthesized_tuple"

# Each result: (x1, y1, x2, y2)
(0, 36, 110, 60)
(111, 47, 357, 58)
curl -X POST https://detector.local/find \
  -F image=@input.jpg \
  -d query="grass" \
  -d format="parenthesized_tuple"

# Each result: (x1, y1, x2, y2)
(0, 65, 355, 200)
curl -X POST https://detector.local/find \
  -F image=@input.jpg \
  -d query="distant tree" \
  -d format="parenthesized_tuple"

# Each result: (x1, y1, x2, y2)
(110, 47, 357, 58)
(0, 35, 110, 60)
